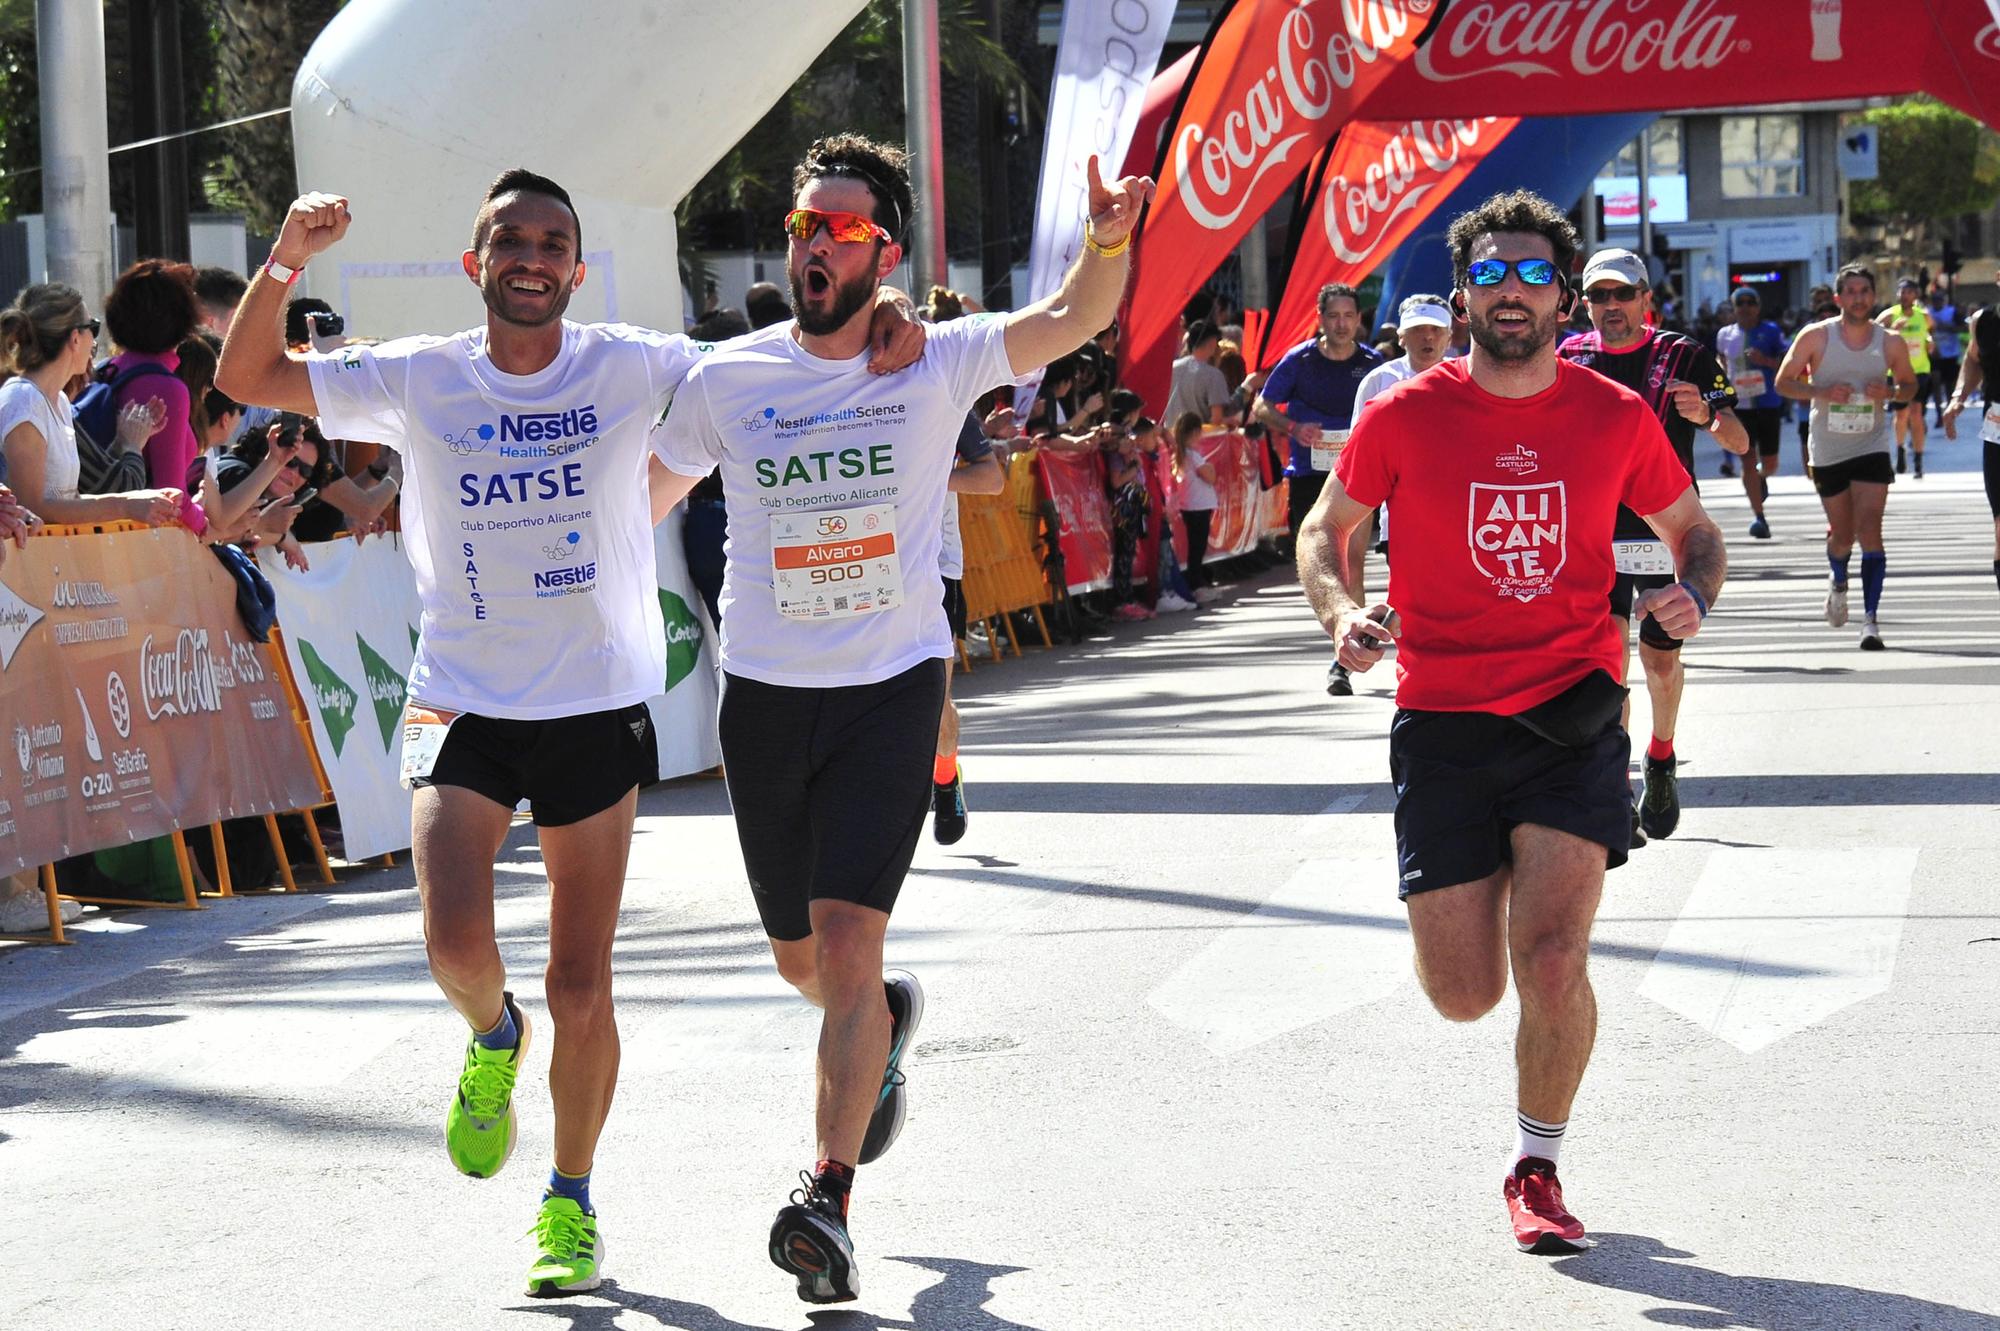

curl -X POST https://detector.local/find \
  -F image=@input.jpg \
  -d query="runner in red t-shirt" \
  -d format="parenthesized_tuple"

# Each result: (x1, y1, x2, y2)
(1298, 190, 1728, 1255)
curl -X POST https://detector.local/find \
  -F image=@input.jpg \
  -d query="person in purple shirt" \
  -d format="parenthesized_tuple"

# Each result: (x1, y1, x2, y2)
(103, 260, 203, 500)
(1252, 281, 1383, 695)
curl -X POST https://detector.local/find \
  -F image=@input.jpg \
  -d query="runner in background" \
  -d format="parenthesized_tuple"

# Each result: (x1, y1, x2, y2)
(1714, 287, 1789, 539)
(1877, 277, 1933, 478)
(1351, 294, 1454, 568)
(1927, 286, 1960, 428)
(1557, 248, 1746, 845)
(1777, 264, 1916, 650)
(1941, 267, 2000, 595)
(1252, 283, 1383, 697)
(934, 409, 1006, 845)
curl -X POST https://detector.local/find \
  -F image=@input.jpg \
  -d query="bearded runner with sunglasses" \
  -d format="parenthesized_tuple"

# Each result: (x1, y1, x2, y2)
(217, 170, 923, 1301)
(653, 135, 1153, 1306)
(1297, 191, 1726, 1255)
(1557, 248, 1747, 848)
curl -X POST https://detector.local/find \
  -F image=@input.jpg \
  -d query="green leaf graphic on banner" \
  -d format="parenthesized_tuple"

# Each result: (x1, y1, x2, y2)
(659, 590, 703, 693)
(355, 633, 407, 751)
(297, 639, 358, 757)
(409, 624, 421, 654)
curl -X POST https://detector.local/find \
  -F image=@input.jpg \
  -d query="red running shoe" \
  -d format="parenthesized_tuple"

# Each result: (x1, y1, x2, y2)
(1505, 1157, 1592, 1253)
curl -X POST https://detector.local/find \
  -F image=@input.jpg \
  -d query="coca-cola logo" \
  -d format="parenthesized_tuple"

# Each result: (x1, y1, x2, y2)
(1415, 0, 1742, 83)
(139, 628, 224, 721)
(1322, 117, 1498, 265)
(1976, 19, 2000, 61)
(1173, 1, 1426, 231)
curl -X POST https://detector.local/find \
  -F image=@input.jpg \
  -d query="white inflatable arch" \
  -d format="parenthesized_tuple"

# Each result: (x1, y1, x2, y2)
(290, 0, 866, 339)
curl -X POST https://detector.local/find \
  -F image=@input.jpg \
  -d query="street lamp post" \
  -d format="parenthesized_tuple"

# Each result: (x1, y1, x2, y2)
(35, 0, 115, 323)
(902, 0, 946, 301)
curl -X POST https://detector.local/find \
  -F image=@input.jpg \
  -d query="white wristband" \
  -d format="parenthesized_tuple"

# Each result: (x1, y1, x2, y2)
(264, 257, 304, 286)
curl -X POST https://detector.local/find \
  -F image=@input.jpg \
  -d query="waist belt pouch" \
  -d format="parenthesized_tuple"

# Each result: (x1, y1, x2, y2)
(1508, 669, 1628, 748)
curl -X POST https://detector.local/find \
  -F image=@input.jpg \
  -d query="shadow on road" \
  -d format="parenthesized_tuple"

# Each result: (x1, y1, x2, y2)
(503, 1256, 1044, 1331)
(1553, 1234, 2000, 1329)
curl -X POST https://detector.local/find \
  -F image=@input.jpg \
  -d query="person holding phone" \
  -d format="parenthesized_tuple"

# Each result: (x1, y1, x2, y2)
(203, 413, 328, 570)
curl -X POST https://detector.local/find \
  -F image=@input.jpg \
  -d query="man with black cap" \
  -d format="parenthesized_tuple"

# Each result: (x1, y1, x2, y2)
(1558, 247, 1746, 846)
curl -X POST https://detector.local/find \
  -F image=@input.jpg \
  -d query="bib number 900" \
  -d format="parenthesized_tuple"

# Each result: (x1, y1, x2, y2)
(810, 563, 865, 584)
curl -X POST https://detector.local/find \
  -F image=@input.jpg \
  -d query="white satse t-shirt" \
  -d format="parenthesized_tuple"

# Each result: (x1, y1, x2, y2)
(0, 376, 81, 500)
(308, 321, 702, 719)
(656, 315, 1015, 688)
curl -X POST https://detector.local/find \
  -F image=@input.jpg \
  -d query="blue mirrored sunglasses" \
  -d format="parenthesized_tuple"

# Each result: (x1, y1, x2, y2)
(1466, 258, 1559, 287)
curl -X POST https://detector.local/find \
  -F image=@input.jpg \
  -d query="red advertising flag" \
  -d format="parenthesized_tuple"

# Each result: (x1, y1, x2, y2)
(1121, 0, 1442, 414)
(1033, 449, 1115, 594)
(1262, 115, 1518, 367)
(1350, 1, 2000, 131)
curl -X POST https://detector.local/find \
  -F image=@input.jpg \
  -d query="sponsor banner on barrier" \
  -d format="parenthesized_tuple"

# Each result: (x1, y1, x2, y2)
(0, 530, 323, 877)
(1162, 432, 1276, 566)
(260, 517, 722, 859)
(1034, 449, 1114, 594)
(258, 537, 424, 862)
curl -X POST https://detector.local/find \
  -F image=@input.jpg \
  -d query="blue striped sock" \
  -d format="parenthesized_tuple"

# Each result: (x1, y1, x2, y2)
(1861, 551, 1886, 617)
(472, 998, 517, 1051)
(547, 1167, 592, 1215)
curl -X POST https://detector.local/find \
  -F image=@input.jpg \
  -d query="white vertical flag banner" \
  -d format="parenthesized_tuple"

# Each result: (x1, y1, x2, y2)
(1025, 0, 1178, 309)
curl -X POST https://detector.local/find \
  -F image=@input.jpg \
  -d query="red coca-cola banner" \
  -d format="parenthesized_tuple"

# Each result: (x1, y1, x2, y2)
(1122, 0, 1441, 415)
(1349, 1, 2000, 131)
(1033, 449, 1115, 593)
(1262, 115, 1517, 367)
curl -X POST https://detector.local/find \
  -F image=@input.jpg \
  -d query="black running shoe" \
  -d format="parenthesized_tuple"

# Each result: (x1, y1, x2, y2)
(932, 771, 967, 845)
(769, 1173, 858, 1304)
(1638, 754, 1680, 840)
(1327, 663, 1354, 697)
(1629, 804, 1647, 849)
(859, 971, 925, 1165)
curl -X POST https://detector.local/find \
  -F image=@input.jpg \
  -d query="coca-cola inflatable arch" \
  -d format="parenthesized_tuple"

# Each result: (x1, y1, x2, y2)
(1122, 0, 2000, 409)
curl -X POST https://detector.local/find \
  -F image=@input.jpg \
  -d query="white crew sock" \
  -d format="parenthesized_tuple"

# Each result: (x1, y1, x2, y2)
(1515, 1111, 1567, 1167)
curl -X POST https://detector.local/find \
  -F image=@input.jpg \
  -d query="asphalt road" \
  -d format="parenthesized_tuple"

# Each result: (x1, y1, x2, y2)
(5, 425, 1997, 1331)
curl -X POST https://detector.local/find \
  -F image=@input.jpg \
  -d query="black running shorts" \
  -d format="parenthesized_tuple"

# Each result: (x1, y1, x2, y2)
(1986, 442, 2000, 519)
(1737, 406, 1783, 457)
(942, 576, 968, 641)
(718, 659, 948, 941)
(417, 703, 656, 826)
(1388, 708, 1631, 899)
(1891, 374, 1931, 411)
(1810, 450, 1895, 497)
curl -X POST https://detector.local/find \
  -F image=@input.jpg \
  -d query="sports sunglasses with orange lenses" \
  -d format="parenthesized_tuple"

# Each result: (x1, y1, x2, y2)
(784, 208, 893, 245)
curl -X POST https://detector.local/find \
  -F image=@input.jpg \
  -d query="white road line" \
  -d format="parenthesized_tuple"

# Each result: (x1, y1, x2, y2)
(1637, 846, 1919, 1053)
(1148, 858, 1410, 1056)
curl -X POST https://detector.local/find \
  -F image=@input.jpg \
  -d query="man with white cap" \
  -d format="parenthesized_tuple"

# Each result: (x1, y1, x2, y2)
(1345, 294, 1455, 580)
(1558, 247, 1746, 848)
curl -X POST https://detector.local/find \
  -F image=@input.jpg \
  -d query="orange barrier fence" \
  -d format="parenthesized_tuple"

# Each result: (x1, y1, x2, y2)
(954, 488, 1053, 665)
(1, 523, 335, 945)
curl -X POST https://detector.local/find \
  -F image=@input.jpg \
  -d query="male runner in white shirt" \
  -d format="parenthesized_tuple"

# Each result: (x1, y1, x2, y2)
(216, 169, 921, 1299)
(653, 135, 1153, 1305)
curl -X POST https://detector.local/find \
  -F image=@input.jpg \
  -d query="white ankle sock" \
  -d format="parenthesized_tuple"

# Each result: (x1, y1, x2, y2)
(1515, 1111, 1567, 1166)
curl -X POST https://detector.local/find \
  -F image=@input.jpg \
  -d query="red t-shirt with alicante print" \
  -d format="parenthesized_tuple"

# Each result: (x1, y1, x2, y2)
(1335, 357, 1690, 714)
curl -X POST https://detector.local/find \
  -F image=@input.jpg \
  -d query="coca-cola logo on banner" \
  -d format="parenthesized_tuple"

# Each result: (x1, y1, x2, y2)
(1173, 1, 1430, 230)
(1414, 0, 1749, 83)
(1322, 117, 1497, 264)
(1977, 18, 1999, 61)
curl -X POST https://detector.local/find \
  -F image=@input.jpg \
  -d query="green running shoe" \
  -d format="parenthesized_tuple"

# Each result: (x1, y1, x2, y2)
(526, 1195, 604, 1297)
(445, 992, 530, 1178)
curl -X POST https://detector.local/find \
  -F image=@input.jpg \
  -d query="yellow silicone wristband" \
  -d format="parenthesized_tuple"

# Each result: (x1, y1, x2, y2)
(1085, 220, 1131, 259)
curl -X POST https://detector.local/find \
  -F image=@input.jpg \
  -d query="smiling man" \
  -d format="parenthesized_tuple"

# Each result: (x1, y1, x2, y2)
(652, 133, 1152, 1306)
(215, 169, 922, 1300)
(1296, 190, 1726, 1256)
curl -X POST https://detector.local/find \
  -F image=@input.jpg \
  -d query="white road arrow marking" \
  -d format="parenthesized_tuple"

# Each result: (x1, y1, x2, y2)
(1637, 847, 1918, 1053)
(1147, 858, 1411, 1056)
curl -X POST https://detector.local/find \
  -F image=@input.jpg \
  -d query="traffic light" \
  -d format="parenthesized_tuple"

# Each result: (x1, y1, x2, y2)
(1942, 238, 1962, 277)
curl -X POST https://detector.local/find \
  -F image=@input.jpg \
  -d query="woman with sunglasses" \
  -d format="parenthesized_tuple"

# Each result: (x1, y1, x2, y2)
(200, 414, 331, 568)
(0, 282, 187, 529)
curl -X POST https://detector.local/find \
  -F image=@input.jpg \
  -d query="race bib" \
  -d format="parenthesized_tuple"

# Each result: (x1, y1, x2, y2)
(1733, 371, 1766, 399)
(1826, 402, 1875, 435)
(1983, 404, 2000, 444)
(1613, 539, 1675, 576)
(399, 703, 461, 788)
(771, 503, 902, 620)
(1311, 429, 1351, 473)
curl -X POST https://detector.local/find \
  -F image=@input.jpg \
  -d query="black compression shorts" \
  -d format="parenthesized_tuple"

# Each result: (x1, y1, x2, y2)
(718, 659, 948, 941)
(417, 703, 656, 826)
